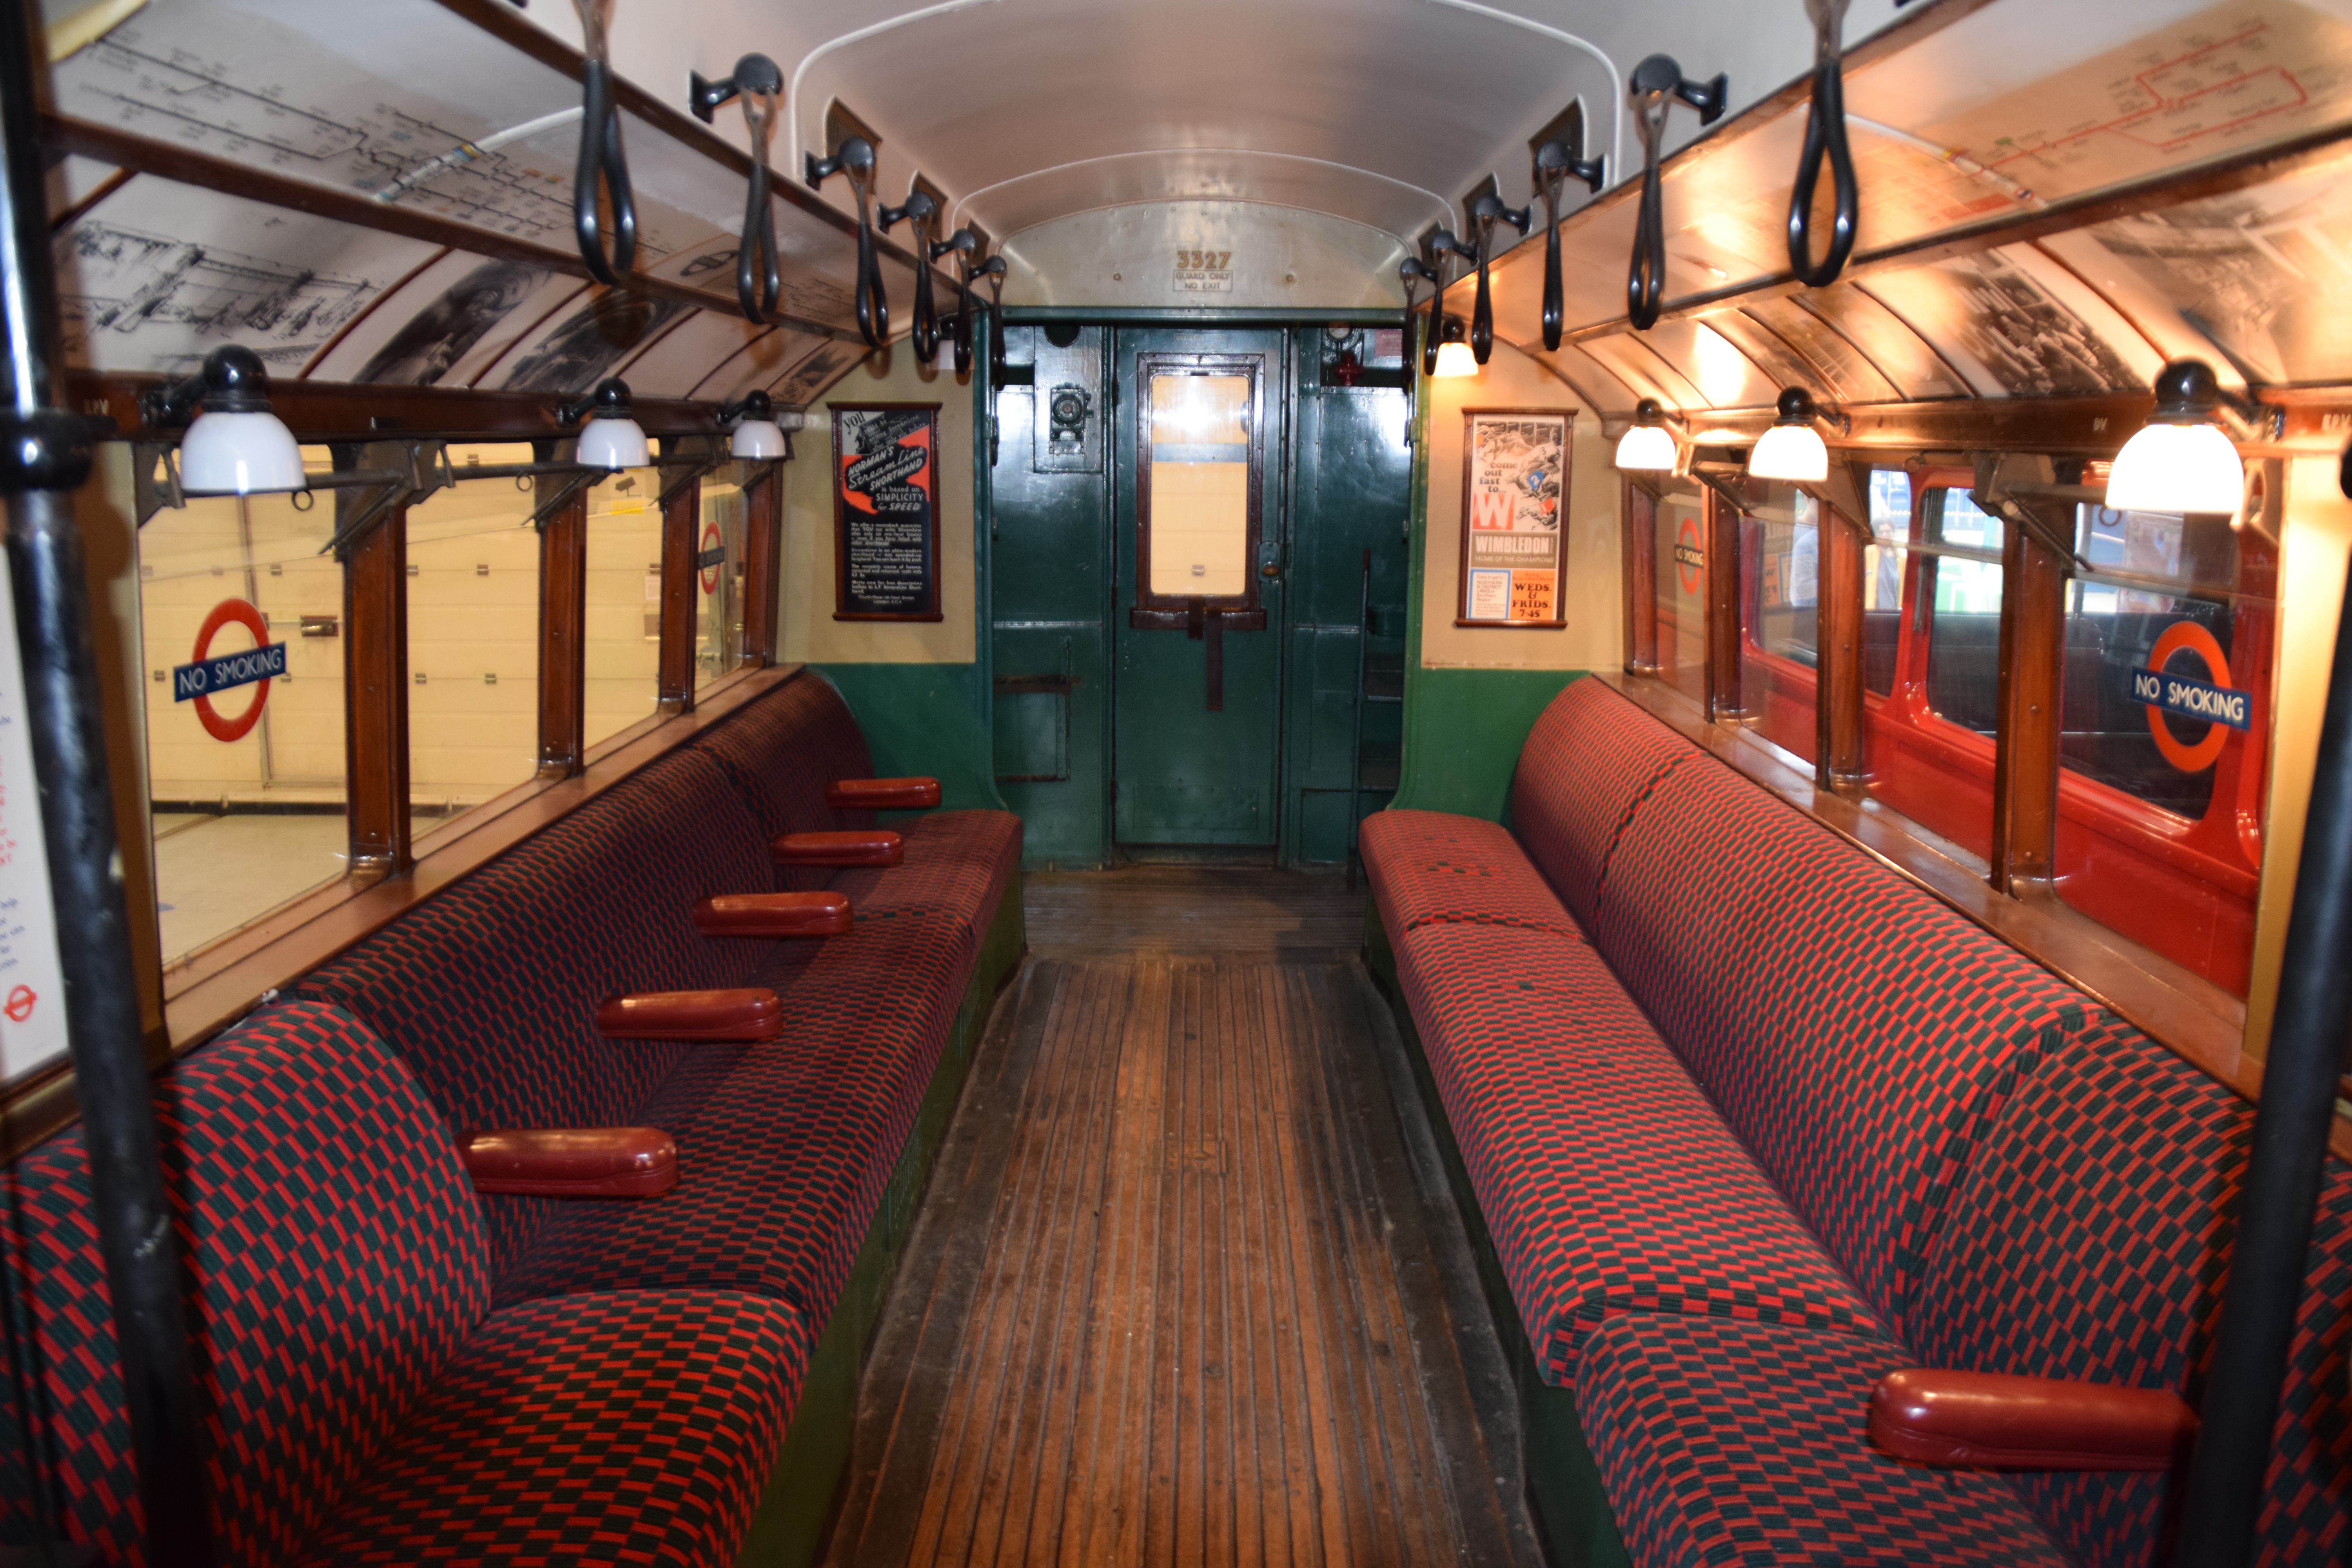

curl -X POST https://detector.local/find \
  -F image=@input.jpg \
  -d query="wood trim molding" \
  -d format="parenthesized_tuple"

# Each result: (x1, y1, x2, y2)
(537, 473, 590, 775)
(161, 663, 805, 1054)
(657, 472, 699, 711)
(340, 446, 412, 879)
(1593, 673, 2352, 1158)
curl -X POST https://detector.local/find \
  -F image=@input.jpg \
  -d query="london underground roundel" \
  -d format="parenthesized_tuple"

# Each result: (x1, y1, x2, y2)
(176, 599, 283, 744)
(2136, 621, 2245, 773)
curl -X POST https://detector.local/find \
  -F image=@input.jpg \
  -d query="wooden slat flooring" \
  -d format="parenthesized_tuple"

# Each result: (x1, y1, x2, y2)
(824, 875, 1539, 1568)
(1023, 867, 1370, 958)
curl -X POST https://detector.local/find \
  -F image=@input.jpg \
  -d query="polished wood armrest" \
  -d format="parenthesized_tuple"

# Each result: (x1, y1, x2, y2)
(1869, 1368, 2195, 1470)
(594, 987, 785, 1042)
(460, 1127, 678, 1197)
(826, 776, 941, 810)
(771, 829, 903, 867)
(693, 892, 853, 938)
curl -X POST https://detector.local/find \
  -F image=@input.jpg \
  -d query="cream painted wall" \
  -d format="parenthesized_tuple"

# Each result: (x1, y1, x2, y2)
(780, 345, 977, 666)
(999, 202, 1408, 311)
(1417, 338, 1620, 672)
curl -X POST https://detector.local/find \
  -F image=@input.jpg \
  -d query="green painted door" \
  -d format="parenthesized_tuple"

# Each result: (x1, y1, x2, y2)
(1112, 328, 1287, 848)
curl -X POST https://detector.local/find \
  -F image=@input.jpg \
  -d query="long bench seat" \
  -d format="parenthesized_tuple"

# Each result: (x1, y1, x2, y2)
(3, 670, 1024, 1565)
(1363, 675, 2350, 1568)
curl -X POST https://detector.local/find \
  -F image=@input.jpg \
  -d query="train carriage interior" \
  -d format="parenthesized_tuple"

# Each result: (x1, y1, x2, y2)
(7, 0, 2352, 1562)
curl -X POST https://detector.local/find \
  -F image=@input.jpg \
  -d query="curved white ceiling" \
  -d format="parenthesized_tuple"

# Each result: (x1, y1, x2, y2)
(532, 0, 1915, 249)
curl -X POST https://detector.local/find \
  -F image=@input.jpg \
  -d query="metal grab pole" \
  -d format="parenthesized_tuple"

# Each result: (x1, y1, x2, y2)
(2171, 533, 2352, 1568)
(0, 1, 215, 1563)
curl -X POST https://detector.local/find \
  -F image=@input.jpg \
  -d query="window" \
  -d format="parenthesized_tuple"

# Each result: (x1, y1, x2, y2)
(1862, 469, 1910, 697)
(2056, 504, 2272, 993)
(1135, 356, 1263, 618)
(407, 445, 542, 841)
(1653, 483, 1708, 708)
(1920, 489, 2005, 736)
(695, 463, 751, 690)
(138, 454, 347, 968)
(1861, 474, 2000, 862)
(584, 467, 662, 749)
(1737, 486, 1818, 763)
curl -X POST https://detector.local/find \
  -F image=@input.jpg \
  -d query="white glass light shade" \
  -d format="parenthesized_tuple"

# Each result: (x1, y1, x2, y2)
(576, 414, 650, 471)
(1747, 422, 1828, 483)
(2105, 420, 2245, 515)
(1432, 340, 1480, 379)
(730, 418, 789, 460)
(1614, 423, 1679, 472)
(178, 409, 305, 495)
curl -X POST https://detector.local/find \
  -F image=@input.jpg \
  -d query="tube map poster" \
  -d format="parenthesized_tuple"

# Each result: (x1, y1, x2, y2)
(832, 404, 943, 622)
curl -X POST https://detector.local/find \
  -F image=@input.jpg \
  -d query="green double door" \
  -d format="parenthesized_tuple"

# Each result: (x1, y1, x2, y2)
(1110, 327, 1287, 849)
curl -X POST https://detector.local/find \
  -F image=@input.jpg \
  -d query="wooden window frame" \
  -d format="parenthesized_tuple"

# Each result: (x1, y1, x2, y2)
(1616, 445, 2294, 1136)
(1129, 351, 1269, 632)
(140, 450, 789, 1049)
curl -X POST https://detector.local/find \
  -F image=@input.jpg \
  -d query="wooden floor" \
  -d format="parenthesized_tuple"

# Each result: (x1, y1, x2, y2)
(823, 870, 1539, 1568)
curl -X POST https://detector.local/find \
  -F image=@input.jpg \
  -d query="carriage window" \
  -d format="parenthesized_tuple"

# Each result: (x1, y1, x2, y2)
(1143, 371, 1254, 600)
(138, 452, 349, 969)
(1653, 483, 1708, 708)
(1862, 470, 1910, 697)
(695, 465, 752, 690)
(1921, 490, 2004, 735)
(1737, 486, 1817, 764)
(2055, 504, 2272, 995)
(407, 445, 542, 842)
(584, 467, 663, 750)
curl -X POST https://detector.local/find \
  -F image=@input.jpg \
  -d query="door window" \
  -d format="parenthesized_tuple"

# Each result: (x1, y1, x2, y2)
(1138, 360, 1261, 612)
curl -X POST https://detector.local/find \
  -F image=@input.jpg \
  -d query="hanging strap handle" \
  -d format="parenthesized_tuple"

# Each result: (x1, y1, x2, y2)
(570, 0, 636, 285)
(882, 191, 941, 360)
(1624, 55, 1728, 331)
(1532, 138, 1605, 351)
(1788, 0, 1858, 288)
(1468, 194, 1530, 365)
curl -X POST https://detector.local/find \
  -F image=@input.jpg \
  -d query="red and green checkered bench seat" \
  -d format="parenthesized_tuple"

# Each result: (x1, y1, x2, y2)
(1577, 1022, 2352, 1568)
(0, 1000, 809, 1568)
(1359, 809, 1585, 941)
(690, 670, 877, 892)
(1393, 920, 1880, 1382)
(1508, 673, 1707, 930)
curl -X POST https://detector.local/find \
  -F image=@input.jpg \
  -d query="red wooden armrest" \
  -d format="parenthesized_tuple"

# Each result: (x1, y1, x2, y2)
(461, 1128, 679, 1198)
(771, 829, 903, 867)
(1868, 1368, 2195, 1470)
(595, 987, 785, 1042)
(694, 892, 853, 938)
(826, 776, 941, 810)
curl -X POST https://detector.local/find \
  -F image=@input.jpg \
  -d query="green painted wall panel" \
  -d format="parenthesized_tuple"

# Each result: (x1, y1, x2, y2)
(813, 663, 999, 812)
(1388, 666, 1585, 824)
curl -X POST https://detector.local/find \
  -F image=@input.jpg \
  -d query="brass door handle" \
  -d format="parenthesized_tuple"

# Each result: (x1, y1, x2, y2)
(1260, 561, 1280, 579)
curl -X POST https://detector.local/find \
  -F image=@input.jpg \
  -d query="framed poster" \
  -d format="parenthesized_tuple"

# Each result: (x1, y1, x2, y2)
(1457, 408, 1572, 628)
(831, 403, 944, 622)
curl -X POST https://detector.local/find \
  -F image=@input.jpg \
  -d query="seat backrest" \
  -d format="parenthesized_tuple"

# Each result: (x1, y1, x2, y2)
(1911, 1022, 2350, 1568)
(1508, 677, 1703, 928)
(692, 671, 875, 889)
(0, 1000, 486, 1566)
(294, 747, 771, 1275)
(1588, 745, 2093, 1325)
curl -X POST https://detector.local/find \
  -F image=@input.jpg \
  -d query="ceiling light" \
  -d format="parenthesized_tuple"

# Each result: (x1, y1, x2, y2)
(1746, 387, 1832, 483)
(722, 389, 790, 460)
(140, 345, 306, 496)
(2106, 358, 2247, 516)
(1430, 317, 1478, 379)
(561, 378, 650, 471)
(1614, 399, 1681, 472)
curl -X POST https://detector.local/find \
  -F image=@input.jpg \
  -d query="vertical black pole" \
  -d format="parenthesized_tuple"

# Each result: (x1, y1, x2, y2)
(2171, 524, 2352, 1567)
(0, 2, 214, 1563)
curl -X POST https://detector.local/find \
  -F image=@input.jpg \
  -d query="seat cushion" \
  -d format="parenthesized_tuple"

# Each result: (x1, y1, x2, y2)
(1394, 921, 1880, 1382)
(822, 809, 1022, 964)
(1360, 809, 1584, 940)
(296, 1291, 809, 1567)
(1909, 1019, 2352, 1568)
(0, 1001, 487, 1566)
(1508, 676, 1704, 927)
(1577, 1315, 2069, 1568)
(495, 903, 977, 1318)
(1590, 750, 2093, 1325)
(693, 671, 875, 891)
(295, 750, 776, 1277)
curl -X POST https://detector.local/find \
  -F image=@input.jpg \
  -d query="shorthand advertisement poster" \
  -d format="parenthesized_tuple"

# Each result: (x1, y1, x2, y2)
(1458, 409, 1570, 628)
(831, 403, 944, 622)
